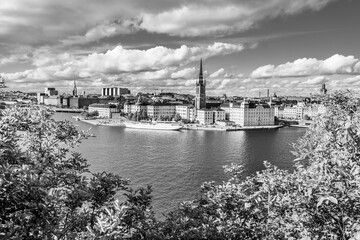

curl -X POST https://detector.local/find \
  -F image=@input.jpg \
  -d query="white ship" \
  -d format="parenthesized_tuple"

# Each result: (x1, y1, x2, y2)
(123, 121, 183, 131)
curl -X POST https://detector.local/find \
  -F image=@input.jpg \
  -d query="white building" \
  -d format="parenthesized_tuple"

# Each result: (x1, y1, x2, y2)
(196, 109, 226, 125)
(175, 105, 195, 122)
(147, 104, 176, 119)
(221, 101, 275, 126)
(102, 87, 130, 97)
(88, 104, 119, 118)
(282, 103, 326, 120)
(124, 101, 196, 121)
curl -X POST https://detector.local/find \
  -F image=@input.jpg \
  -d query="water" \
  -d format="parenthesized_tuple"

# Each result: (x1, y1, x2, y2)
(54, 113, 306, 214)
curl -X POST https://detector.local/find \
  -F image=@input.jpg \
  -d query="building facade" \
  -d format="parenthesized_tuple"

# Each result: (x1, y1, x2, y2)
(221, 101, 275, 126)
(175, 105, 195, 122)
(196, 109, 226, 125)
(88, 104, 119, 118)
(102, 87, 130, 97)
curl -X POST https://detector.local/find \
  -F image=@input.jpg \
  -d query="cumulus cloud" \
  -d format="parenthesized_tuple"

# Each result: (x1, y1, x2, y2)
(83, 42, 244, 74)
(62, 19, 139, 45)
(0, 53, 31, 65)
(139, 0, 336, 37)
(3, 42, 244, 89)
(304, 76, 329, 85)
(251, 54, 360, 79)
(171, 67, 197, 79)
(0, 0, 338, 47)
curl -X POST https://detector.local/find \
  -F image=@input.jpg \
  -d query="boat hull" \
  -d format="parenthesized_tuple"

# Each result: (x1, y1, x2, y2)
(123, 122, 183, 131)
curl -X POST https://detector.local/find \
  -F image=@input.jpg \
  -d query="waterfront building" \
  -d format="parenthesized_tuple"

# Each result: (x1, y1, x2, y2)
(147, 104, 176, 119)
(196, 109, 226, 125)
(221, 100, 275, 126)
(102, 87, 130, 97)
(43, 96, 61, 106)
(282, 105, 299, 119)
(195, 59, 206, 114)
(281, 103, 326, 120)
(220, 102, 241, 120)
(175, 105, 195, 122)
(88, 103, 119, 118)
(274, 106, 284, 118)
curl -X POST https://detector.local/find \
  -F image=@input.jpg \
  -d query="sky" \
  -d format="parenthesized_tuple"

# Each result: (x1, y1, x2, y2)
(1, 0, 360, 97)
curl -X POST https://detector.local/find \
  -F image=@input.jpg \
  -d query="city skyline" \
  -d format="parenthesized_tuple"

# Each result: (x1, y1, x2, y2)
(1, 0, 360, 96)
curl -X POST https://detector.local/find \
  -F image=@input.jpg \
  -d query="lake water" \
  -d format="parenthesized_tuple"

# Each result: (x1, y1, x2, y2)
(54, 113, 306, 214)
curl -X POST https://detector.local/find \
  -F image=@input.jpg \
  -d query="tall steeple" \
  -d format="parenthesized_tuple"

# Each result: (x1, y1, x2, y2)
(72, 80, 77, 96)
(198, 58, 203, 83)
(195, 59, 206, 112)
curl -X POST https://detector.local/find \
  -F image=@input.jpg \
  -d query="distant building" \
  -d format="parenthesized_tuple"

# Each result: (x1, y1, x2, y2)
(88, 104, 119, 118)
(195, 59, 206, 115)
(320, 83, 328, 94)
(44, 87, 58, 96)
(102, 87, 130, 97)
(280, 103, 326, 120)
(43, 96, 61, 106)
(37, 93, 47, 104)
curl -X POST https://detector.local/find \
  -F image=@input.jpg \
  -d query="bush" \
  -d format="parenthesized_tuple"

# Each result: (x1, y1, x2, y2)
(0, 106, 155, 239)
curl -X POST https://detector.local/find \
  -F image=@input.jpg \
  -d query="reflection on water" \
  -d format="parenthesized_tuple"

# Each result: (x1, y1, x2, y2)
(54, 113, 306, 214)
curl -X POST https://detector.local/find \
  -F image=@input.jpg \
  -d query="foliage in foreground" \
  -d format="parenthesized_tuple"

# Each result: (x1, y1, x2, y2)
(1, 91, 360, 239)
(0, 107, 156, 239)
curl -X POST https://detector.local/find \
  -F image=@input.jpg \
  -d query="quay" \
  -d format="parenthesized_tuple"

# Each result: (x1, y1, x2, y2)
(183, 124, 283, 131)
(54, 108, 83, 113)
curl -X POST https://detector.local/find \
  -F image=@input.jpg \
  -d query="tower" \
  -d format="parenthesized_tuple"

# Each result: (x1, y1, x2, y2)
(72, 80, 78, 96)
(0, 74, 7, 88)
(320, 83, 327, 94)
(195, 59, 206, 112)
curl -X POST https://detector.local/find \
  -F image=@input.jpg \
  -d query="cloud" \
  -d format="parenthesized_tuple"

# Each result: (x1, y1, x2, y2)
(0, 53, 31, 65)
(3, 42, 245, 89)
(171, 67, 197, 79)
(139, 0, 336, 37)
(62, 19, 139, 45)
(209, 68, 226, 78)
(83, 42, 244, 74)
(342, 75, 360, 85)
(319, 54, 358, 75)
(251, 54, 360, 79)
(0, 0, 338, 47)
(304, 76, 329, 85)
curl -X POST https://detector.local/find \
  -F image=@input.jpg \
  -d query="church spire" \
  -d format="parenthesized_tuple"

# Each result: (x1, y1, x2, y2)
(198, 58, 204, 84)
(72, 80, 77, 96)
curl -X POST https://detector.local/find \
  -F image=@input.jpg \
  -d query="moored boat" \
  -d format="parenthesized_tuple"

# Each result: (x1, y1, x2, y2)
(123, 121, 183, 131)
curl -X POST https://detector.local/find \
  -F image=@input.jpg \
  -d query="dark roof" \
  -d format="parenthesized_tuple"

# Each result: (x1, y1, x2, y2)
(89, 104, 117, 108)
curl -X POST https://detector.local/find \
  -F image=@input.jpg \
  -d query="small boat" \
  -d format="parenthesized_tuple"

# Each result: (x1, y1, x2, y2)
(123, 121, 183, 131)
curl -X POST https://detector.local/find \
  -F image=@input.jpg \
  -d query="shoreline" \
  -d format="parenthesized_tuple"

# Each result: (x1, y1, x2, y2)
(75, 116, 284, 131)
(183, 125, 283, 131)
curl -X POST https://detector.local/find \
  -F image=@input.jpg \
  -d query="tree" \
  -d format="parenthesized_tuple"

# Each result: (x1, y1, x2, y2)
(173, 113, 182, 122)
(0, 106, 154, 239)
(157, 91, 360, 239)
(303, 114, 311, 120)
